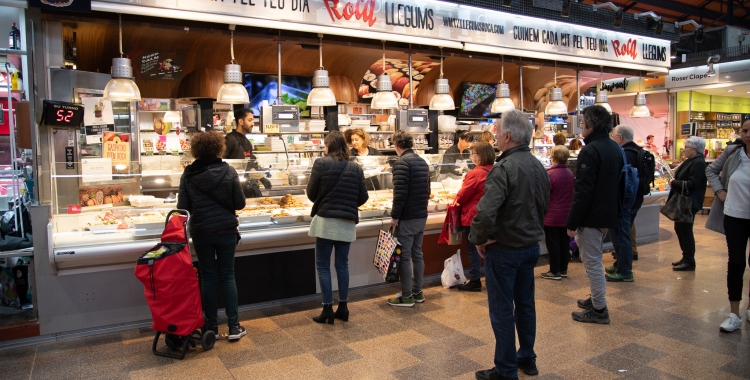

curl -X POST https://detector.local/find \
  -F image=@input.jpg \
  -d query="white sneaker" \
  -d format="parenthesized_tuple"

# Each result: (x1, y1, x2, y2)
(719, 313, 742, 333)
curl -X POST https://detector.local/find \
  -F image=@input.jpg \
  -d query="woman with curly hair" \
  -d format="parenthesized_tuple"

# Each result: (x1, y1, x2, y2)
(178, 131, 246, 341)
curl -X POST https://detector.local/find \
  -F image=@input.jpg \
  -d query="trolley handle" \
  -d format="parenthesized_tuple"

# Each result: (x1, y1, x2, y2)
(165, 209, 190, 230)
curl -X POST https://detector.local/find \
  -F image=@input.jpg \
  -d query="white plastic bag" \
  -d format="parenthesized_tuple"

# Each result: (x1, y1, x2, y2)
(441, 250, 467, 289)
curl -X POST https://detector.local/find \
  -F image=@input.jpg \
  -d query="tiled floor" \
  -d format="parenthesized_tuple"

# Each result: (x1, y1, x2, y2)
(2, 213, 750, 379)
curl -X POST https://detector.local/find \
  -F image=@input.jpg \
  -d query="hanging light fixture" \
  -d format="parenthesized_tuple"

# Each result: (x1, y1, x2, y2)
(595, 66, 612, 114)
(371, 41, 398, 110)
(491, 56, 515, 114)
(630, 71, 650, 117)
(429, 48, 455, 110)
(163, 99, 181, 123)
(216, 28, 250, 105)
(545, 62, 567, 115)
(307, 35, 336, 106)
(103, 14, 141, 102)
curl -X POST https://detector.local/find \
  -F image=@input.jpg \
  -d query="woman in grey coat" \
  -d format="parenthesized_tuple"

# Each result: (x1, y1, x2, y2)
(706, 118, 750, 333)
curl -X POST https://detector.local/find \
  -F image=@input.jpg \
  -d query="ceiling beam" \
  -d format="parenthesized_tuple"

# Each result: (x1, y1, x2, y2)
(628, 0, 750, 28)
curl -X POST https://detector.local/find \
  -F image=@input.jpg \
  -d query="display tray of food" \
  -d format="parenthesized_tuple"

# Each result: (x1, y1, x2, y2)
(83, 212, 130, 233)
(271, 210, 301, 225)
(125, 212, 167, 235)
(358, 204, 385, 218)
(239, 209, 273, 224)
(129, 195, 166, 208)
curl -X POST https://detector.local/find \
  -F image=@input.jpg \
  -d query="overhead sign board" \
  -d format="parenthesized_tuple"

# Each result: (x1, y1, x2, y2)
(666, 60, 750, 89)
(95, 0, 671, 70)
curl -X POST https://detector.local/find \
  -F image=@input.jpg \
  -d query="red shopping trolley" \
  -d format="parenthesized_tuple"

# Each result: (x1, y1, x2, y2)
(134, 210, 216, 359)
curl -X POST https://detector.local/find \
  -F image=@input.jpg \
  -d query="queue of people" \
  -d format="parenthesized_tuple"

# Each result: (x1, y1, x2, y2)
(176, 110, 750, 380)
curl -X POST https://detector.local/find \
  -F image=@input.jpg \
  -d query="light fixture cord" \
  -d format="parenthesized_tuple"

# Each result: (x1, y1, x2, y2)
(230, 30, 236, 63)
(554, 61, 557, 88)
(501, 55, 504, 83)
(440, 48, 444, 78)
(118, 14, 123, 57)
(600, 65, 603, 89)
(382, 41, 386, 70)
(319, 37, 323, 69)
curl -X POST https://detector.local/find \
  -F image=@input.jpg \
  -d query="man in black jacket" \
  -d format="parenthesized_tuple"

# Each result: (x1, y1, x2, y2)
(566, 105, 623, 325)
(388, 131, 430, 307)
(471, 110, 549, 380)
(607, 125, 644, 282)
(223, 108, 270, 196)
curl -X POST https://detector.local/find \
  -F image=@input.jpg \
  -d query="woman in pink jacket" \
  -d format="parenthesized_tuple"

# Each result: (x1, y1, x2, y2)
(541, 145, 575, 280)
(453, 142, 496, 292)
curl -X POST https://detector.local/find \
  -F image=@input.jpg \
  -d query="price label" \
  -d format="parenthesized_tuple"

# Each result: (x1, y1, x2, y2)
(264, 124, 280, 134)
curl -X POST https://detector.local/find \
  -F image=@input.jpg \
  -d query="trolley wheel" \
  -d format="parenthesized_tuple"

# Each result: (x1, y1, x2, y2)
(201, 330, 216, 351)
(165, 333, 181, 352)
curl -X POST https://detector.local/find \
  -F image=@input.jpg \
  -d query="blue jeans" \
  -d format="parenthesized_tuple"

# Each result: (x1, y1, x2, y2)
(462, 226, 482, 281)
(610, 206, 635, 276)
(485, 244, 540, 378)
(315, 237, 351, 304)
(193, 234, 239, 328)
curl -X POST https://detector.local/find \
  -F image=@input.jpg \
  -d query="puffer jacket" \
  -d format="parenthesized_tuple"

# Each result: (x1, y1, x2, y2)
(391, 149, 431, 220)
(544, 163, 575, 227)
(470, 145, 549, 249)
(177, 158, 246, 237)
(307, 156, 368, 223)
(669, 154, 707, 211)
(566, 130, 624, 230)
(455, 164, 493, 226)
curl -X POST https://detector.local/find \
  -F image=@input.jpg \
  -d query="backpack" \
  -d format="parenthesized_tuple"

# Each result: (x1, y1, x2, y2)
(624, 146, 655, 196)
(618, 147, 640, 214)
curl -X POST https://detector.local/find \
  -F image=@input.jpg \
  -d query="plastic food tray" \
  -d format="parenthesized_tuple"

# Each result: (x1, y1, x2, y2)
(358, 209, 383, 218)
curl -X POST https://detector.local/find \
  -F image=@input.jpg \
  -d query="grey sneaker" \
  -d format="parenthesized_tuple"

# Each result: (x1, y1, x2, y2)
(572, 306, 610, 324)
(577, 296, 592, 309)
(396, 291, 425, 303)
(541, 271, 561, 280)
(388, 295, 415, 307)
(228, 325, 246, 341)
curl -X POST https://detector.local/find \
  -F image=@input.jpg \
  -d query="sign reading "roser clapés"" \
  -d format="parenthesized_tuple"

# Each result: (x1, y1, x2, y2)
(96, 0, 671, 69)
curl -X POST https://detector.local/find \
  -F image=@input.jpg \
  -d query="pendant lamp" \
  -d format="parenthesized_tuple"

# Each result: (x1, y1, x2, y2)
(629, 72, 650, 117)
(103, 15, 141, 102)
(163, 99, 181, 123)
(429, 48, 455, 110)
(217, 29, 250, 105)
(307, 36, 336, 106)
(371, 41, 398, 110)
(490, 56, 515, 114)
(544, 62, 567, 115)
(595, 67, 612, 114)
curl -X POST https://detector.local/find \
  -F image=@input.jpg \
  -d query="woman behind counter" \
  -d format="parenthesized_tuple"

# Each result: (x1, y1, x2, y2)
(307, 131, 369, 324)
(440, 129, 472, 179)
(350, 128, 382, 157)
(177, 131, 247, 341)
(669, 136, 707, 272)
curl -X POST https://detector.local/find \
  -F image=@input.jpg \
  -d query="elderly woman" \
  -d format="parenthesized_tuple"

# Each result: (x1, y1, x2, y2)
(669, 136, 707, 272)
(178, 131, 246, 341)
(706, 119, 750, 333)
(541, 145, 575, 280)
(552, 132, 567, 146)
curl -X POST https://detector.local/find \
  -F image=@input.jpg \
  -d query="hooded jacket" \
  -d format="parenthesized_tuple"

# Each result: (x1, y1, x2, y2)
(306, 156, 369, 223)
(177, 158, 246, 237)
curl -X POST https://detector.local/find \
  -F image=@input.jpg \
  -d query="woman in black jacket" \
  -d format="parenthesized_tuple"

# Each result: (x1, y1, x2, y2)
(669, 136, 707, 271)
(307, 131, 368, 324)
(177, 131, 247, 341)
(439, 129, 472, 180)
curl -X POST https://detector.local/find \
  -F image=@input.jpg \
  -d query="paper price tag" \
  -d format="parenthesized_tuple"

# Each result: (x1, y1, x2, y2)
(264, 124, 280, 134)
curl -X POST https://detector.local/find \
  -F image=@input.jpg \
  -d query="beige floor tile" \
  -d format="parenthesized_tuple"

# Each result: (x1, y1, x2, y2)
(129, 356, 234, 380)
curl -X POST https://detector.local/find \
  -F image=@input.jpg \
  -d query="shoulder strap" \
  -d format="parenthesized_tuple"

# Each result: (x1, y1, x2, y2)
(315, 160, 351, 206)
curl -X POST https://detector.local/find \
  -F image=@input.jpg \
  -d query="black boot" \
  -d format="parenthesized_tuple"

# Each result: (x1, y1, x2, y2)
(312, 304, 335, 324)
(334, 301, 349, 322)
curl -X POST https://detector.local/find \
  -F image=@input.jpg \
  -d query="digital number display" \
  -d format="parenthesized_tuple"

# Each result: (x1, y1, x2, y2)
(41, 100, 84, 128)
(275, 113, 296, 120)
(410, 116, 425, 122)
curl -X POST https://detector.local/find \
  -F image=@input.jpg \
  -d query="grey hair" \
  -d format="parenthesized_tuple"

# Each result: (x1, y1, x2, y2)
(498, 109, 532, 146)
(614, 125, 634, 141)
(685, 136, 705, 153)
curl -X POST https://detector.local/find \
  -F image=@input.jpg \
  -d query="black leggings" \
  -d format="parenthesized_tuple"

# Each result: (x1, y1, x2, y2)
(725, 215, 750, 302)
(674, 208, 702, 264)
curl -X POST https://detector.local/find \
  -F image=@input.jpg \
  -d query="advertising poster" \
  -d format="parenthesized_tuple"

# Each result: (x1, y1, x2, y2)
(82, 97, 115, 144)
(102, 132, 131, 173)
(128, 49, 185, 81)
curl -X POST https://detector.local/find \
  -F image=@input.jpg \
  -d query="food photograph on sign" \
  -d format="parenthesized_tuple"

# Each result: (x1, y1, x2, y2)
(102, 132, 131, 173)
(358, 58, 438, 102)
(78, 185, 125, 207)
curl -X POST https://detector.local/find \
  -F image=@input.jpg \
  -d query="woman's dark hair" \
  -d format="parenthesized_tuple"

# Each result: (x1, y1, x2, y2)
(190, 131, 226, 159)
(392, 130, 414, 150)
(454, 129, 472, 145)
(324, 131, 350, 160)
(582, 105, 612, 133)
(568, 138, 582, 150)
(471, 142, 495, 166)
(344, 129, 354, 145)
(234, 108, 253, 122)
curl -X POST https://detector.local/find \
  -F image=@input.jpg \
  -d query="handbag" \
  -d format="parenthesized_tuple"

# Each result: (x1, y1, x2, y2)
(438, 205, 463, 245)
(661, 185, 693, 223)
(373, 227, 400, 282)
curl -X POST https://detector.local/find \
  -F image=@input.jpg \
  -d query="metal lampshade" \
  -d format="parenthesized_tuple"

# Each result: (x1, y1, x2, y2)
(544, 87, 567, 115)
(163, 111, 181, 123)
(629, 93, 650, 117)
(595, 89, 612, 114)
(371, 74, 398, 109)
(103, 58, 141, 102)
(307, 69, 336, 106)
(217, 63, 249, 105)
(490, 82, 515, 113)
(429, 78, 455, 110)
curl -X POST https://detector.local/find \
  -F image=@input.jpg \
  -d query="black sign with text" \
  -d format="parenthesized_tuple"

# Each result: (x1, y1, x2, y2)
(28, 0, 91, 13)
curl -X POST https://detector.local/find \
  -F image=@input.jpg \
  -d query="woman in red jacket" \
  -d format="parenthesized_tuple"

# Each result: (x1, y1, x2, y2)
(541, 145, 575, 280)
(454, 142, 496, 291)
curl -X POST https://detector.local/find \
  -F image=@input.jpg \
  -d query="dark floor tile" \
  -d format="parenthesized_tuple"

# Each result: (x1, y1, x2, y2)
(586, 350, 644, 374)
(270, 312, 316, 329)
(311, 345, 362, 366)
(364, 319, 411, 337)
(719, 357, 750, 379)
(218, 347, 267, 369)
(35, 332, 123, 355)
(391, 360, 480, 380)
(329, 325, 377, 344)
(249, 329, 291, 347)
(536, 374, 566, 380)
(261, 341, 306, 361)
(288, 325, 342, 351)
(621, 365, 685, 379)
(475, 299, 489, 308)
(606, 343, 668, 364)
